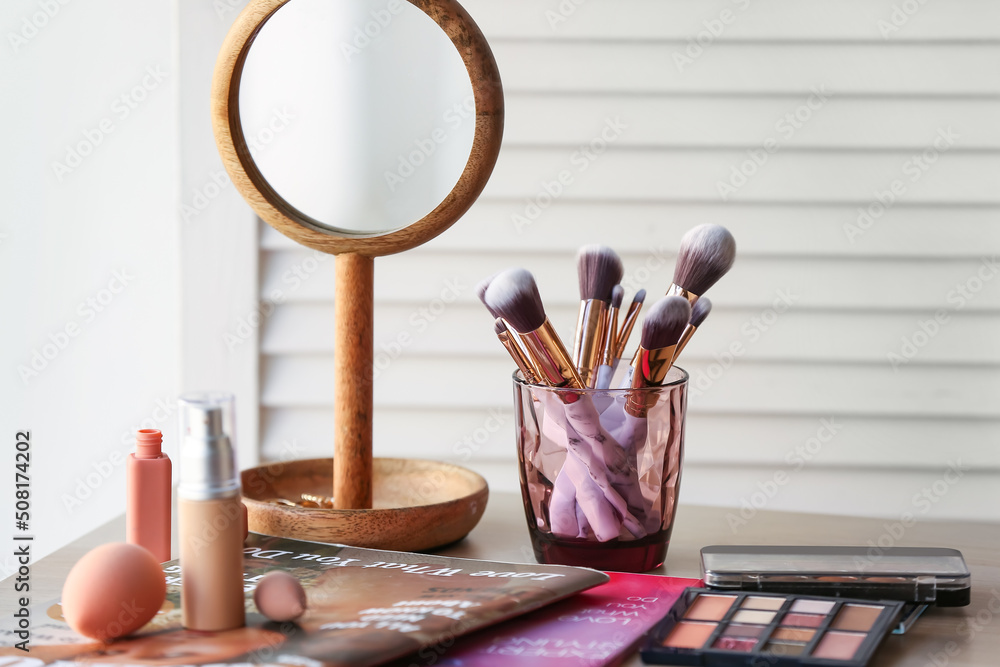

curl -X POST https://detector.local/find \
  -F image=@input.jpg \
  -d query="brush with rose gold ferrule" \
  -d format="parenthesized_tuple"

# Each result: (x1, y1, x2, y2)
(480, 272, 540, 384)
(671, 297, 712, 365)
(613, 288, 646, 363)
(666, 224, 736, 305)
(484, 268, 583, 392)
(626, 297, 691, 418)
(494, 318, 540, 384)
(572, 245, 623, 387)
(595, 285, 624, 390)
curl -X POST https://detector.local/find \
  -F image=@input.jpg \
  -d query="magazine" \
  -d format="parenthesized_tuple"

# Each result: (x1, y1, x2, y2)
(0, 534, 608, 667)
(396, 572, 701, 667)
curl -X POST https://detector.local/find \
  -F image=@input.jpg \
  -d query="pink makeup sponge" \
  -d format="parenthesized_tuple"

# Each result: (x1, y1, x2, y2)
(61, 543, 166, 640)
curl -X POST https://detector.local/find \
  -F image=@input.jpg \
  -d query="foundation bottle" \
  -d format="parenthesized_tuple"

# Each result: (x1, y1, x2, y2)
(126, 429, 172, 562)
(178, 393, 246, 631)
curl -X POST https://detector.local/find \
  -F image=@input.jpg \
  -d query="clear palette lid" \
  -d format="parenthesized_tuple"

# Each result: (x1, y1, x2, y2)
(701, 546, 971, 607)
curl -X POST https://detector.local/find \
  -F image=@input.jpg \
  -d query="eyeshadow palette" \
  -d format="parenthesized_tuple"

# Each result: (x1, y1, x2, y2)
(641, 588, 904, 666)
(701, 545, 971, 606)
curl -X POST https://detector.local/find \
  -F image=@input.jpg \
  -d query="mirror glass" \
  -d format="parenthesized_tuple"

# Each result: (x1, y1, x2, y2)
(238, 0, 476, 236)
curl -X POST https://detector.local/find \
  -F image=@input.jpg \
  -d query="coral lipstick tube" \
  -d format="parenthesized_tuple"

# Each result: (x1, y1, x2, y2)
(178, 393, 245, 631)
(126, 429, 172, 562)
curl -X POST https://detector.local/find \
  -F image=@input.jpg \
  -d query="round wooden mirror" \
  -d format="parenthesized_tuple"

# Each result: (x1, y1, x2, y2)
(211, 0, 503, 547)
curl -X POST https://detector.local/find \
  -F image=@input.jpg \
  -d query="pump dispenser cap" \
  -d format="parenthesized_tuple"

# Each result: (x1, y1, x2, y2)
(178, 392, 240, 500)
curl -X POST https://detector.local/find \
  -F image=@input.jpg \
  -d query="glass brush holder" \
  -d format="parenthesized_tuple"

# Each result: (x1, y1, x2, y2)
(514, 367, 688, 572)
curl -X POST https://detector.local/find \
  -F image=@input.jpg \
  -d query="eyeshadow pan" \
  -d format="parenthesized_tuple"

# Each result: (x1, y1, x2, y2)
(771, 627, 815, 642)
(730, 609, 776, 624)
(790, 598, 835, 614)
(684, 594, 737, 621)
(812, 631, 866, 660)
(763, 641, 805, 656)
(832, 604, 883, 632)
(663, 621, 717, 649)
(713, 636, 758, 651)
(642, 588, 908, 667)
(721, 624, 764, 638)
(741, 596, 785, 610)
(781, 613, 825, 628)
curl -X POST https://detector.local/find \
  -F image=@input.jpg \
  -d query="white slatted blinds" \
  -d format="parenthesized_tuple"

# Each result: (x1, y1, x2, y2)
(258, 0, 1000, 522)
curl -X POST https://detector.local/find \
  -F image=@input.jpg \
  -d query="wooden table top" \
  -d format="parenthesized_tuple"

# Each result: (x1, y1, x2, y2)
(5, 491, 998, 666)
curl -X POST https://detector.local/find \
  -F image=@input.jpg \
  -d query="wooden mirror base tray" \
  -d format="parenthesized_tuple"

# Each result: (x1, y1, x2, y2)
(241, 457, 489, 552)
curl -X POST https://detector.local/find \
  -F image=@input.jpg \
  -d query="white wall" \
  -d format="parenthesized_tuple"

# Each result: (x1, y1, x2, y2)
(259, 0, 1000, 524)
(0, 0, 180, 562)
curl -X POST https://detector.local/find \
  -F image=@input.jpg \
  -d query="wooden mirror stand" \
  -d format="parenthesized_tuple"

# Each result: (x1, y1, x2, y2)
(210, 0, 503, 548)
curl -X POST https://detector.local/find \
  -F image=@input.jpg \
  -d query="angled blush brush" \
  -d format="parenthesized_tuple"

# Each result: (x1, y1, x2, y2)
(572, 245, 623, 387)
(667, 224, 736, 304)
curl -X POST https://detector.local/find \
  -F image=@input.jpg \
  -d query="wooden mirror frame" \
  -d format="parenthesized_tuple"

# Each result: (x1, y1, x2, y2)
(211, 0, 503, 512)
(211, 0, 504, 257)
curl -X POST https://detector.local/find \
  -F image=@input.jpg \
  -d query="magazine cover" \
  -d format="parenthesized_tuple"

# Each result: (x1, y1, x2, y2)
(0, 534, 608, 667)
(401, 573, 701, 667)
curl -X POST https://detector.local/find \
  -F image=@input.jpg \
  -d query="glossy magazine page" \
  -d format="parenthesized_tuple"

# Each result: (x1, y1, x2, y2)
(407, 572, 700, 667)
(0, 534, 608, 667)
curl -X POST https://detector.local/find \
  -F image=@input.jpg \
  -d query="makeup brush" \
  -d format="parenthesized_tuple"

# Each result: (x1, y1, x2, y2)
(476, 273, 499, 318)
(667, 224, 736, 304)
(484, 268, 583, 390)
(614, 288, 646, 361)
(594, 285, 624, 390)
(672, 297, 712, 365)
(494, 318, 539, 384)
(627, 296, 690, 417)
(481, 271, 540, 382)
(572, 245, 623, 387)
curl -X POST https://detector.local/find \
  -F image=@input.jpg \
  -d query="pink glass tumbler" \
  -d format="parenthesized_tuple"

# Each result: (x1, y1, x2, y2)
(514, 367, 687, 572)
